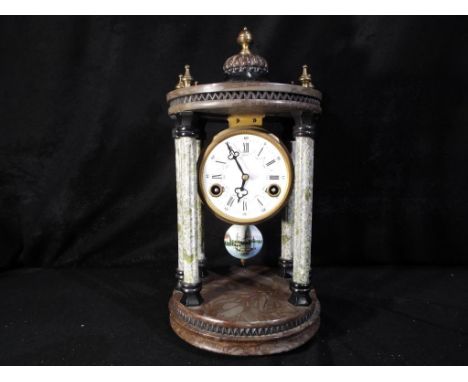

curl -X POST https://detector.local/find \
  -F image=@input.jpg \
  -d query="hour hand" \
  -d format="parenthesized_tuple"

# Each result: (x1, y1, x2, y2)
(235, 187, 248, 201)
(235, 175, 249, 201)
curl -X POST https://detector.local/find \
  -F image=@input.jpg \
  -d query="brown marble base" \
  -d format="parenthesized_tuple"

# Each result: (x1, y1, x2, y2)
(168, 266, 320, 356)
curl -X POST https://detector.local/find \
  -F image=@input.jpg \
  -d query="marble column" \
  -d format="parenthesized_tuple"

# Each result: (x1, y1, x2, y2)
(289, 112, 317, 306)
(279, 141, 295, 278)
(174, 133, 184, 291)
(194, 142, 207, 278)
(173, 112, 203, 306)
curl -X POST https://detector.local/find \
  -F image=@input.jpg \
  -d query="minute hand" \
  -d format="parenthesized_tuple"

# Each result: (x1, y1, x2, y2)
(234, 157, 246, 175)
(226, 142, 247, 176)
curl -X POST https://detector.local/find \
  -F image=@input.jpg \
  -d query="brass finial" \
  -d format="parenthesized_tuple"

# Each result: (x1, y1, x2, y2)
(237, 27, 252, 55)
(175, 74, 184, 89)
(182, 64, 194, 87)
(299, 65, 313, 88)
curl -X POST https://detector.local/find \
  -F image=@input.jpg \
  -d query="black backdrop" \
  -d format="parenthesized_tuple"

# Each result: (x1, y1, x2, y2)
(1, 15, 468, 270)
(1, 15, 468, 367)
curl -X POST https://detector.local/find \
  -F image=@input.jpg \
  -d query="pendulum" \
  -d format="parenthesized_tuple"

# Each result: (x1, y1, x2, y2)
(224, 224, 263, 266)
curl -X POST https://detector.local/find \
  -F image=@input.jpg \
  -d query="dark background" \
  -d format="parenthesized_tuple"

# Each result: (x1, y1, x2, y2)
(0, 16, 467, 365)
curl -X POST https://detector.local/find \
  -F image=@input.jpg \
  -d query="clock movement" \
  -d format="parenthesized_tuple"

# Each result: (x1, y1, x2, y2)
(166, 27, 322, 355)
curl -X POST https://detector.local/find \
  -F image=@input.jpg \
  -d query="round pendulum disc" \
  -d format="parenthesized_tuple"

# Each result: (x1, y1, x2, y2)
(224, 224, 263, 260)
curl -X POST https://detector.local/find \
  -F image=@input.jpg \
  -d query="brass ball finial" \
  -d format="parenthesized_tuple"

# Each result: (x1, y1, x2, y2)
(237, 26, 252, 55)
(182, 64, 194, 87)
(175, 74, 184, 89)
(174, 65, 196, 89)
(299, 64, 314, 88)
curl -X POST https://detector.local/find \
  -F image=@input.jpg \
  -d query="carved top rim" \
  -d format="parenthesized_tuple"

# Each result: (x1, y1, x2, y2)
(166, 81, 322, 103)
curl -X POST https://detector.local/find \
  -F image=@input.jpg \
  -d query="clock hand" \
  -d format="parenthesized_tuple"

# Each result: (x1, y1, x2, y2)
(226, 142, 250, 201)
(226, 142, 247, 176)
(226, 142, 238, 159)
(235, 177, 249, 201)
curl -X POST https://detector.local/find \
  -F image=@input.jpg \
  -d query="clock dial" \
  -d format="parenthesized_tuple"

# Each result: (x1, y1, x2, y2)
(199, 128, 293, 224)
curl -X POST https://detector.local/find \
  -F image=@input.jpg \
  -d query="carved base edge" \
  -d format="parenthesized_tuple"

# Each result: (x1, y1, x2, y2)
(169, 293, 320, 356)
(169, 305, 320, 356)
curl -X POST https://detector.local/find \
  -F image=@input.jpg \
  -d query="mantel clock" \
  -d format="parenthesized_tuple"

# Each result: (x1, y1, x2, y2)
(166, 27, 322, 355)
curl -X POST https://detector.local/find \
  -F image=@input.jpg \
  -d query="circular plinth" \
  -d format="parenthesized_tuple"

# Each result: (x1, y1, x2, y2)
(169, 266, 320, 356)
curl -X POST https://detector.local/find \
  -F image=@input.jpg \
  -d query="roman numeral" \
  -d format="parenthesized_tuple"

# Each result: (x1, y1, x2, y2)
(269, 175, 279, 180)
(212, 174, 222, 179)
(266, 159, 276, 166)
(243, 142, 249, 153)
(215, 160, 226, 164)
(257, 146, 264, 157)
(243, 200, 247, 211)
(257, 198, 263, 206)
(227, 197, 234, 207)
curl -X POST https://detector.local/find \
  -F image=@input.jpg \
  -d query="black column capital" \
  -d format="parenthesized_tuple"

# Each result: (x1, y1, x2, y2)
(288, 281, 312, 306)
(292, 111, 319, 139)
(180, 282, 203, 307)
(172, 111, 200, 139)
(198, 259, 208, 278)
(278, 258, 293, 279)
(174, 269, 184, 291)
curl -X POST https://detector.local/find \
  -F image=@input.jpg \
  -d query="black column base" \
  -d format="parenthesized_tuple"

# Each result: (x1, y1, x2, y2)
(288, 282, 312, 306)
(278, 258, 293, 279)
(199, 260, 208, 278)
(174, 269, 184, 291)
(180, 282, 203, 307)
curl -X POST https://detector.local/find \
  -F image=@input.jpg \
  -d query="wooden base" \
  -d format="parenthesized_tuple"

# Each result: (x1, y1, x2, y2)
(169, 266, 320, 356)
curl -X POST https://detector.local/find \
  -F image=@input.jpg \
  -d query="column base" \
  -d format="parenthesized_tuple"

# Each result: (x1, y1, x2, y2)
(199, 260, 208, 278)
(288, 282, 312, 306)
(174, 269, 184, 291)
(278, 259, 293, 279)
(180, 282, 203, 307)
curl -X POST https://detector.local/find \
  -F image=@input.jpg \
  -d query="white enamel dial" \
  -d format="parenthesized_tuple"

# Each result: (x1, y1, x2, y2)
(199, 128, 293, 224)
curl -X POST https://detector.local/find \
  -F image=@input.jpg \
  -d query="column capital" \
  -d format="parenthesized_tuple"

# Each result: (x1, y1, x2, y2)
(174, 269, 184, 291)
(278, 258, 293, 279)
(288, 281, 312, 306)
(292, 111, 319, 139)
(180, 282, 203, 307)
(172, 111, 200, 139)
(199, 259, 208, 278)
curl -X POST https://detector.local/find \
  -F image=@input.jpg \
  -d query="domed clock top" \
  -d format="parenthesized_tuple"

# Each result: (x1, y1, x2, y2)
(223, 27, 269, 81)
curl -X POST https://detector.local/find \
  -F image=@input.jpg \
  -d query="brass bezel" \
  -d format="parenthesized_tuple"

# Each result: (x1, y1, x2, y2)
(198, 127, 294, 225)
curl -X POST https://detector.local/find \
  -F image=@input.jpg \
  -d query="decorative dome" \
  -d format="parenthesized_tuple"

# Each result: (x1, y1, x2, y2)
(223, 27, 269, 80)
